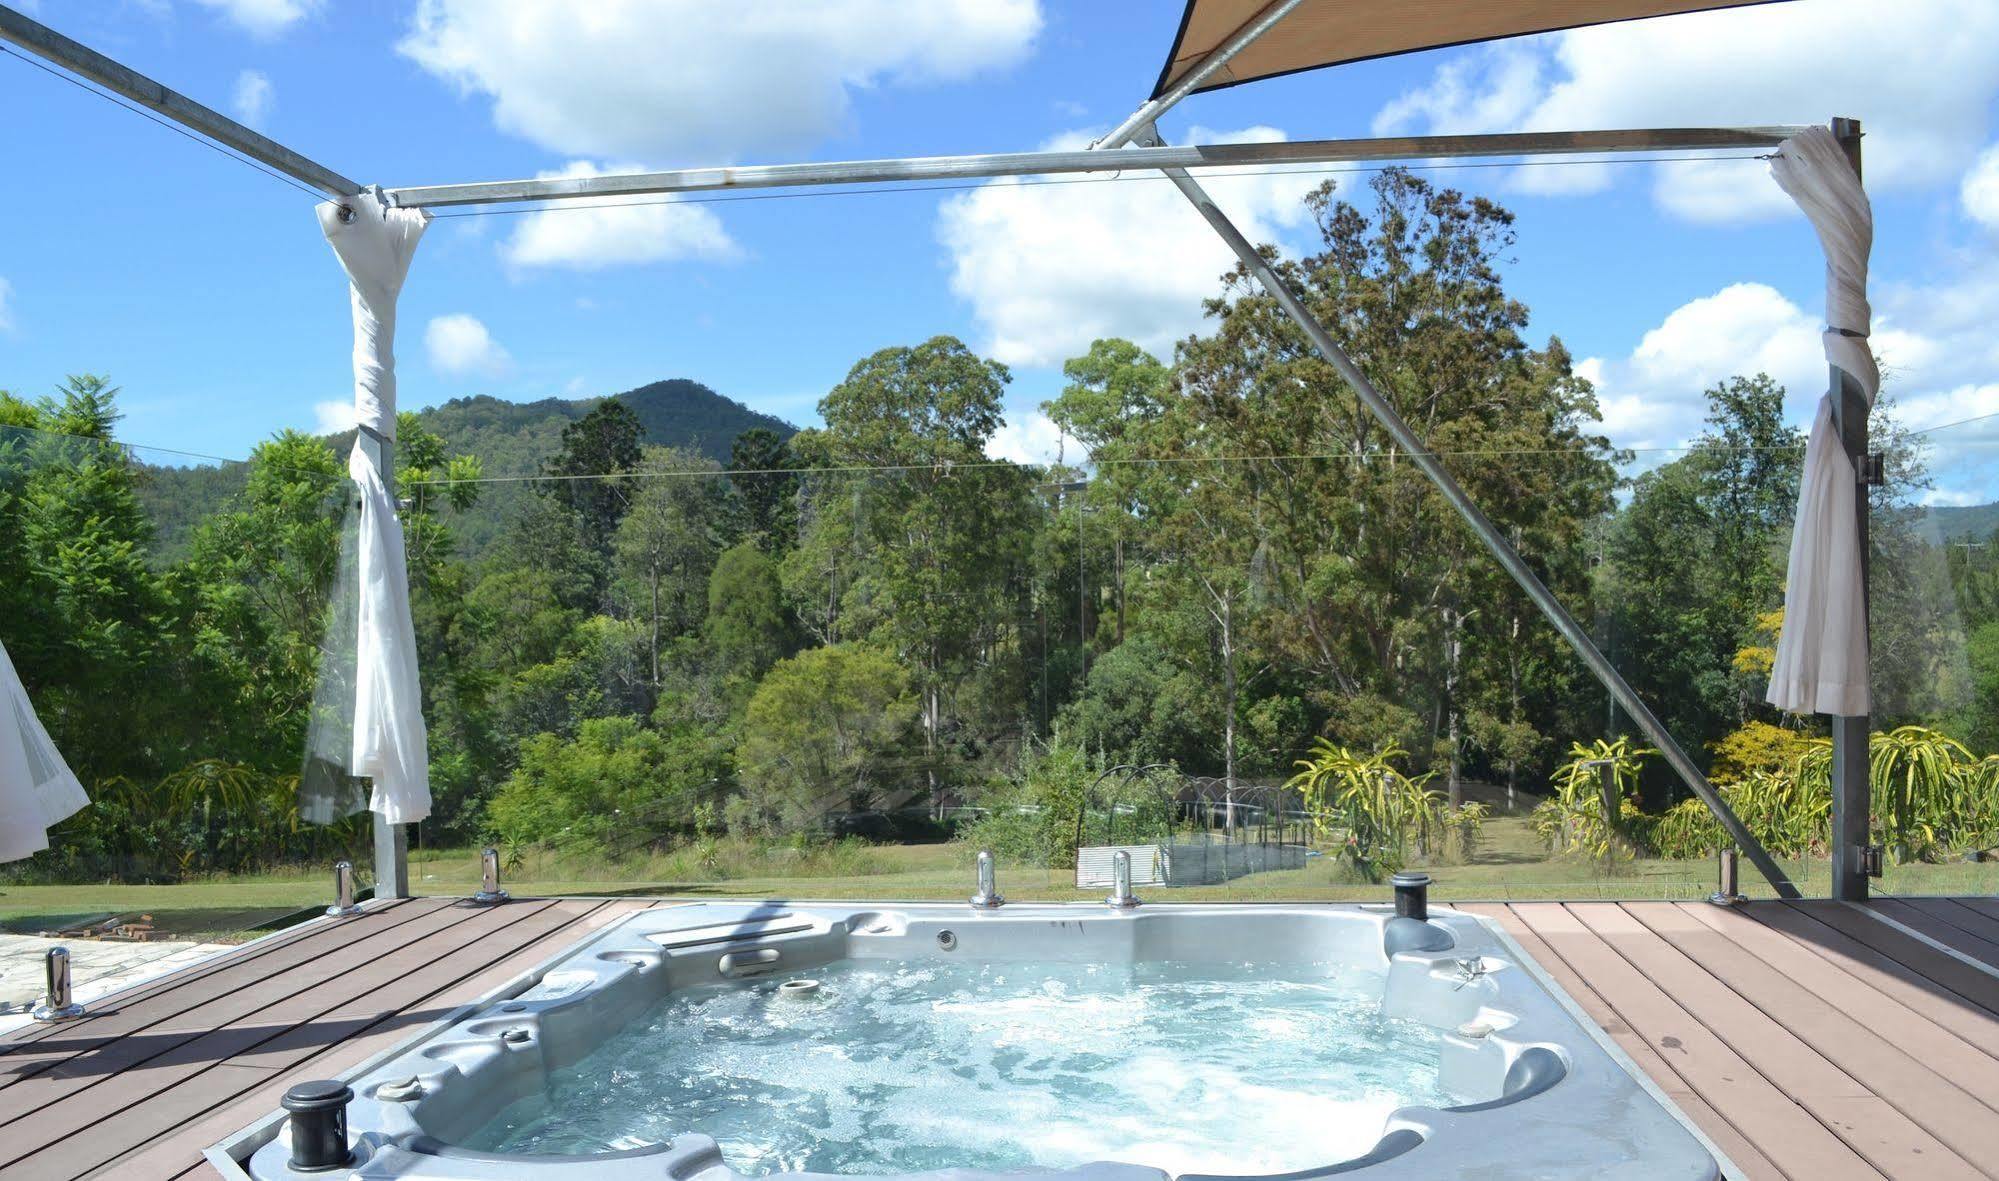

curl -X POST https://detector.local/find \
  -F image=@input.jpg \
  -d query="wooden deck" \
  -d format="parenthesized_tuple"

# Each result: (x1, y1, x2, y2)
(0, 894, 1992, 1179)
(1466, 899, 1999, 1181)
(0, 896, 663, 1180)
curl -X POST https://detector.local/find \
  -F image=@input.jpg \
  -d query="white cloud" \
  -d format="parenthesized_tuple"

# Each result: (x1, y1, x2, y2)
(1963, 145, 1999, 230)
(1579, 268, 1999, 504)
(398, 0, 1041, 162)
(499, 161, 739, 271)
(986, 409, 1076, 466)
(425, 313, 512, 377)
(230, 69, 273, 129)
(0, 277, 14, 333)
(1580, 283, 1826, 450)
(1373, 0, 1999, 222)
(191, 0, 320, 38)
(938, 126, 1321, 367)
(311, 399, 355, 434)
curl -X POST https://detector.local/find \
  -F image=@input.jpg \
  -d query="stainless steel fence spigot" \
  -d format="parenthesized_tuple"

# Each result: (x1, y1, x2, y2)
(1106, 849, 1140, 909)
(472, 846, 510, 905)
(325, 860, 362, 917)
(969, 849, 1004, 908)
(32, 947, 84, 1022)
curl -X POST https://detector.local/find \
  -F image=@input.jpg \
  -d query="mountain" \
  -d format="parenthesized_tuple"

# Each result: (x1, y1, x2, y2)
(137, 379, 796, 562)
(1920, 501, 1999, 544)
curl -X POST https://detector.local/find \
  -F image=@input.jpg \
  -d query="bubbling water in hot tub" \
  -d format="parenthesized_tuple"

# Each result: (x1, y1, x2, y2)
(462, 957, 1453, 1177)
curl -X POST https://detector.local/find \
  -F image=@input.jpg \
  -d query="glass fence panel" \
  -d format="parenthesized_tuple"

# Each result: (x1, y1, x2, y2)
(396, 415, 1852, 905)
(11, 377, 1992, 932)
(0, 416, 359, 1011)
(1867, 416, 1999, 897)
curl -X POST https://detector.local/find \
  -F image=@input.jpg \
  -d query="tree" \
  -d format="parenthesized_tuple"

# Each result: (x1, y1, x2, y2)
(544, 397, 644, 572)
(706, 543, 798, 690)
(1056, 637, 1211, 768)
(787, 337, 1036, 815)
(1602, 376, 1802, 768)
(183, 430, 347, 768)
(485, 715, 726, 853)
(735, 644, 913, 833)
(2, 376, 192, 784)
(728, 427, 798, 549)
(612, 447, 728, 685)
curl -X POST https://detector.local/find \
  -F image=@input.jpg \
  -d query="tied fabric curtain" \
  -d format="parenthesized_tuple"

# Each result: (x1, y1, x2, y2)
(0, 639, 89, 863)
(311, 188, 434, 824)
(1765, 127, 1876, 717)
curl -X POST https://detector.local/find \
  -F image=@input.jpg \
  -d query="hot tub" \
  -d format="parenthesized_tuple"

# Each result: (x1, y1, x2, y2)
(232, 901, 1718, 1180)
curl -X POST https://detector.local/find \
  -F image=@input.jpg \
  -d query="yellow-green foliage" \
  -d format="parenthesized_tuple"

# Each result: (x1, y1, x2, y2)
(1532, 738, 1653, 860)
(1708, 720, 1814, 785)
(1853, 726, 1999, 861)
(1577, 724, 1997, 865)
(1287, 740, 1442, 881)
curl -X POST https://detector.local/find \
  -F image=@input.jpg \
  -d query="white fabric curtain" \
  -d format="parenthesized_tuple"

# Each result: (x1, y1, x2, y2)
(0, 639, 89, 863)
(318, 189, 434, 824)
(1765, 127, 1877, 717)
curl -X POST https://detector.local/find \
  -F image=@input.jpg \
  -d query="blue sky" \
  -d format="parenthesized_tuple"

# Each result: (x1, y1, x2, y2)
(3, 0, 1997, 501)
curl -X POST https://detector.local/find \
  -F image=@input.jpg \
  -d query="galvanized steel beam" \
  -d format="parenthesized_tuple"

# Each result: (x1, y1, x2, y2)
(0, 4, 359, 198)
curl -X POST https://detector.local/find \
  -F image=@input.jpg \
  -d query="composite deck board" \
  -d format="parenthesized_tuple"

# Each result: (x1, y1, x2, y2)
(5, 895, 1998, 1179)
(0, 895, 660, 1180)
(1741, 903, 1999, 1047)
(1477, 900, 1999, 1181)
(1622, 902, 1999, 1165)
(0, 896, 540, 1134)
(1880, 897, 1999, 962)
(1499, 902, 1886, 1181)
(94, 899, 662, 1181)
(1453, 904, 1784, 1181)
(0, 897, 563, 1178)
(1785, 900, 1999, 1011)
(0, 897, 449, 1095)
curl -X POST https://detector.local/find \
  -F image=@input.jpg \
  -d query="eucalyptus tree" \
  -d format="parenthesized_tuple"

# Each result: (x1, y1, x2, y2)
(613, 446, 730, 686)
(1161, 170, 1618, 799)
(789, 336, 1038, 815)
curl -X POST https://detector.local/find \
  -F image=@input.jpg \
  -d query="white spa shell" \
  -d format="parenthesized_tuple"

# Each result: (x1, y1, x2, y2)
(232, 902, 1720, 1181)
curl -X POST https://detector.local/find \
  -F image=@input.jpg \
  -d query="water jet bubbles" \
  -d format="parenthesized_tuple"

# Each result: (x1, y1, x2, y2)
(465, 957, 1451, 1173)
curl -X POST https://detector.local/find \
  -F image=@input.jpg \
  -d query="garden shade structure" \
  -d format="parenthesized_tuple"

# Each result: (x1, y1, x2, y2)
(0, 0, 1876, 900)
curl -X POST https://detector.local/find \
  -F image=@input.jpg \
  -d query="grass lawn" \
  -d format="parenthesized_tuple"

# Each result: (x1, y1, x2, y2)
(6, 817, 1992, 942)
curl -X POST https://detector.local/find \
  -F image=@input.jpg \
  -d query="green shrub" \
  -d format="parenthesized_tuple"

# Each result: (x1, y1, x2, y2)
(486, 716, 727, 854)
(957, 741, 1097, 867)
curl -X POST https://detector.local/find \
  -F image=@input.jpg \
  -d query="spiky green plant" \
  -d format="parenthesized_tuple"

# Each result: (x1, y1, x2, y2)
(1286, 739, 1440, 881)
(1533, 737, 1654, 860)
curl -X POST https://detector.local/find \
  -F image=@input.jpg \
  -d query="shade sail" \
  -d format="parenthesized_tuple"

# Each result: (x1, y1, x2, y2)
(1154, 0, 1783, 96)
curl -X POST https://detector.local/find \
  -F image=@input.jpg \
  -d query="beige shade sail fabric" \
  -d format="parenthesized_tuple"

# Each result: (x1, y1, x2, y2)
(1154, 0, 1783, 96)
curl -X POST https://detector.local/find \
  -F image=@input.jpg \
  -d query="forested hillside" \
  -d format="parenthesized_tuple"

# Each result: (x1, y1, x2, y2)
(6, 170, 1993, 887)
(135, 378, 793, 561)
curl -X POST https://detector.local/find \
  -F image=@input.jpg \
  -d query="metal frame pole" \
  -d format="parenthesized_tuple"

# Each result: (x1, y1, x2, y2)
(355, 425, 411, 900)
(1137, 126, 1801, 898)
(1827, 117, 1871, 902)
(0, 4, 358, 198)
(1098, 0, 1309, 149)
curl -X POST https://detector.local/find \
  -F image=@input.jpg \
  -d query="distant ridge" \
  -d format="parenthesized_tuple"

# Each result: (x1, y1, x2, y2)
(1919, 501, 1999, 544)
(137, 379, 798, 561)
